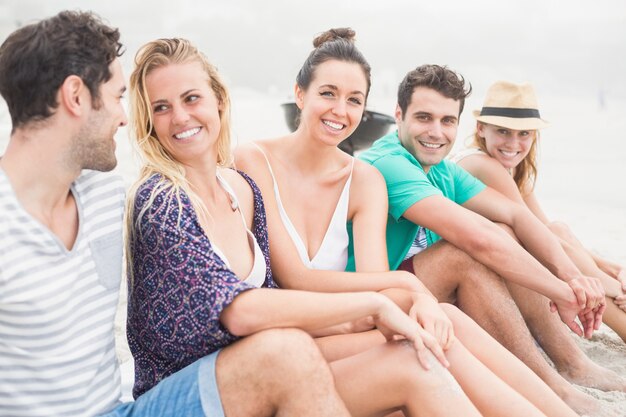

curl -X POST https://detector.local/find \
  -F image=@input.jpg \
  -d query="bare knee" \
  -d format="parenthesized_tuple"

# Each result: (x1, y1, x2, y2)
(218, 329, 338, 415)
(439, 302, 463, 321)
(547, 221, 572, 240)
(385, 341, 458, 392)
(251, 328, 330, 377)
(416, 241, 480, 274)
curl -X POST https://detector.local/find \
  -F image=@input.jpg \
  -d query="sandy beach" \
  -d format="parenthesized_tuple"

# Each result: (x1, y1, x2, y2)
(101, 91, 626, 415)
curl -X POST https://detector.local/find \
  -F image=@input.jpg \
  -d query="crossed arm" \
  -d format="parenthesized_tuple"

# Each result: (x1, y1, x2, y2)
(460, 153, 626, 308)
(402, 187, 605, 337)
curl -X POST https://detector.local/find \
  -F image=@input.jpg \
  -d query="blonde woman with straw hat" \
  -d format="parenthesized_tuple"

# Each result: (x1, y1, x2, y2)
(452, 81, 626, 345)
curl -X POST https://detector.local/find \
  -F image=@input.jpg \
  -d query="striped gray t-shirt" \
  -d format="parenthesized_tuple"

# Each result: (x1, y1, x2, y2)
(0, 169, 125, 417)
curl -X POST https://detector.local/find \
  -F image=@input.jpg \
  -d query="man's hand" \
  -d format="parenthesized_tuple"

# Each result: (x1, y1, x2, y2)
(551, 277, 605, 338)
(408, 292, 455, 350)
(567, 275, 605, 311)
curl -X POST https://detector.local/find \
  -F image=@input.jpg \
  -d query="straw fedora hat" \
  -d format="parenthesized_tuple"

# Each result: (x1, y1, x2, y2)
(473, 81, 549, 130)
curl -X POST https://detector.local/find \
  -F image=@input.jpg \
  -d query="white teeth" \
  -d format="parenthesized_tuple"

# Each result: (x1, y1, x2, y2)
(499, 150, 518, 157)
(174, 127, 200, 139)
(323, 120, 344, 130)
(420, 141, 443, 149)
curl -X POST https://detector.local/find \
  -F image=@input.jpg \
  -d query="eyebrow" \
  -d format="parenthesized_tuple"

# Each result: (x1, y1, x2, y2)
(319, 84, 366, 97)
(150, 89, 197, 106)
(412, 111, 458, 122)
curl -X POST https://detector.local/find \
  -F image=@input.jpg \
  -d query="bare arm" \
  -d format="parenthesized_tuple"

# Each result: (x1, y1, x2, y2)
(463, 188, 586, 283)
(406, 193, 574, 299)
(221, 288, 449, 369)
(461, 154, 620, 294)
(402, 193, 603, 336)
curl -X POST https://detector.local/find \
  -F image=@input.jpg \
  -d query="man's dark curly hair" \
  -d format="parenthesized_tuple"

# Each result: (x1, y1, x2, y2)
(397, 64, 472, 118)
(0, 10, 123, 130)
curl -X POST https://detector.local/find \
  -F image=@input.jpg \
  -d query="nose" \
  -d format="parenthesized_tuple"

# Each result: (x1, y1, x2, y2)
(428, 122, 443, 138)
(331, 100, 347, 117)
(171, 104, 190, 125)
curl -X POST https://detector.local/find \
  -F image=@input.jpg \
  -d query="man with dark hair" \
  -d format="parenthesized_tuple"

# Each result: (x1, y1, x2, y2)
(0, 11, 349, 417)
(348, 64, 626, 414)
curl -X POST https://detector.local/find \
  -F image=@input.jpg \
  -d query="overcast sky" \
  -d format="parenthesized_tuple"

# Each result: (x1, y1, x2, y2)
(1, 0, 625, 103)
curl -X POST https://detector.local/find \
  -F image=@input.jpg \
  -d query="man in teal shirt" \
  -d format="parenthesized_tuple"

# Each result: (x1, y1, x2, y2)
(357, 130, 485, 269)
(350, 64, 625, 412)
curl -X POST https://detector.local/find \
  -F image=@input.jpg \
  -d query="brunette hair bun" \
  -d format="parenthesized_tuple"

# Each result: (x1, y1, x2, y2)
(313, 28, 356, 48)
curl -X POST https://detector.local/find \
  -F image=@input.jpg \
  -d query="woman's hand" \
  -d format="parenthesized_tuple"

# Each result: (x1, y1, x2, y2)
(372, 296, 449, 370)
(408, 292, 455, 350)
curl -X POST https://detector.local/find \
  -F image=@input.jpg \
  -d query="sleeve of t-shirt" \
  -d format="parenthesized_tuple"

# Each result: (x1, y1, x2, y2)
(449, 162, 487, 204)
(372, 154, 443, 221)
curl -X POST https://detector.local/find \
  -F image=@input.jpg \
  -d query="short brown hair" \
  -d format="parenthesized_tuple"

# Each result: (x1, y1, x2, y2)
(397, 64, 471, 118)
(0, 10, 123, 131)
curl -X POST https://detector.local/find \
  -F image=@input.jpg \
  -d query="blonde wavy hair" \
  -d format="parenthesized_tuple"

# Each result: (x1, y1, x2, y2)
(125, 38, 232, 282)
(472, 123, 539, 195)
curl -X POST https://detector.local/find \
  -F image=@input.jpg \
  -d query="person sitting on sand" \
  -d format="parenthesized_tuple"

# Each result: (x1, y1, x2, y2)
(0, 11, 362, 417)
(125, 36, 499, 417)
(235, 28, 577, 417)
(350, 63, 626, 415)
(451, 80, 626, 343)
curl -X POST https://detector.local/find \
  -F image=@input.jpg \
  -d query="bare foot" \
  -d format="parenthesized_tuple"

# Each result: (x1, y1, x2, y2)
(559, 361, 626, 392)
(558, 386, 601, 416)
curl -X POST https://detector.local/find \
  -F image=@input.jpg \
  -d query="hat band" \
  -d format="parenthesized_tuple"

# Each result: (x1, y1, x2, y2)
(480, 107, 540, 119)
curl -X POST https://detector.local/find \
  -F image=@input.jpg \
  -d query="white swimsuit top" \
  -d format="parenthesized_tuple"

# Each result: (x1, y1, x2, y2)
(254, 143, 354, 271)
(211, 172, 266, 287)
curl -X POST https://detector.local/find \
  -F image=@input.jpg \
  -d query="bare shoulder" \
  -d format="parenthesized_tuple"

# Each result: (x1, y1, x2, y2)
(349, 158, 388, 208)
(233, 141, 264, 171)
(458, 153, 510, 181)
(352, 158, 386, 193)
(219, 167, 254, 203)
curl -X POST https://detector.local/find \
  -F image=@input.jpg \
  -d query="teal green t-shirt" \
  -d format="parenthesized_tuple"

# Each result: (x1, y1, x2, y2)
(346, 131, 486, 271)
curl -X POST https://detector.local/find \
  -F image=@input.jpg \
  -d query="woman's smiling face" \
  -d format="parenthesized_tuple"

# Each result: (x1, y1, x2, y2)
(146, 60, 223, 165)
(478, 122, 536, 170)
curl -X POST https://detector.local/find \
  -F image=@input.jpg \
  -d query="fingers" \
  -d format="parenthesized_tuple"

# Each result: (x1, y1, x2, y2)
(444, 326, 455, 350)
(566, 317, 584, 337)
(415, 331, 449, 369)
(614, 295, 626, 311)
(594, 307, 604, 331)
(577, 308, 598, 338)
(570, 284, 587, 309)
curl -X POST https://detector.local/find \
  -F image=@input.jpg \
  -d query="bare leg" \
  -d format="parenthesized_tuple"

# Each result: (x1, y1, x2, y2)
(217, 328, 350, 417)
(603, 300, 626, 343)
(330, 340, 482, 417)
(441, 304, 577, 417)
(507, 281, 626, 393)
(318, 312, 566, 416)
(410, 240, 600, 414)
(549, 221, 626, 342)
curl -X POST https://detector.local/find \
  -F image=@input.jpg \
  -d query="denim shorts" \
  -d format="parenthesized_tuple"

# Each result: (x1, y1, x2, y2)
(99, 350, 224, 417)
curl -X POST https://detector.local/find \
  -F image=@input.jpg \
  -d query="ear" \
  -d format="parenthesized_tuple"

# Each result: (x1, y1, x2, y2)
(59, 75, 88, 117)
(394, 104, 403, 124)
(476, 122, 486, 138)
(294, 83, 304, 110)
